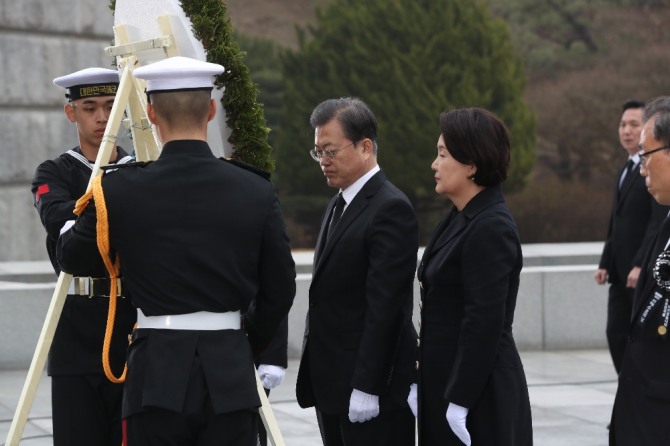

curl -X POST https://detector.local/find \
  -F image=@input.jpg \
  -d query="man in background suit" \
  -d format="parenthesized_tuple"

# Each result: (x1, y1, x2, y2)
(610, 97, 670, 445)
(595, 99, 668, 374)
(295, 97, 418, 445)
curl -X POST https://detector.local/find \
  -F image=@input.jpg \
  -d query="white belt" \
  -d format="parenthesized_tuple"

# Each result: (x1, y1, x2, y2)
(136, 309, 241, 330)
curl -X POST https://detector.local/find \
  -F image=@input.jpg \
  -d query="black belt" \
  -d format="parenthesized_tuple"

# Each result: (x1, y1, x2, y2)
(70, 277, 124, 297)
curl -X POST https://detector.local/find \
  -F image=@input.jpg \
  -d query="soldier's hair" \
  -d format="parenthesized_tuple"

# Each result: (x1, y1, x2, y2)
(149, 90, 212, 130)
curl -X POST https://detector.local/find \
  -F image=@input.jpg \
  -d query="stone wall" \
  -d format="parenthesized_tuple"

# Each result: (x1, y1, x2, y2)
(0, 0, 117, 261)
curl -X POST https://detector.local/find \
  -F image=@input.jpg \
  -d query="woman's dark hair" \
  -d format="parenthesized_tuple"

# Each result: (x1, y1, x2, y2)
(439, 108, 510, 187)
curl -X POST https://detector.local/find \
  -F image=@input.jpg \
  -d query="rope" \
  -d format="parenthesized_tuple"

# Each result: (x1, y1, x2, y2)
(74, 175, 127, 383)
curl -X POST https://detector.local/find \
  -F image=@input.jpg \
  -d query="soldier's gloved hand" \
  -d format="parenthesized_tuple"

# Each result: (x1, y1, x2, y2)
(348, 388, 379, 423)
(446, 402, 471, 445)
(407, 383, 418, 417)
(257, 364, 285, 390)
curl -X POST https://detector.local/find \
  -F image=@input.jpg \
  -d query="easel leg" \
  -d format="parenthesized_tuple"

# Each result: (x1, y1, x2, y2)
(4, 273, 71, 446)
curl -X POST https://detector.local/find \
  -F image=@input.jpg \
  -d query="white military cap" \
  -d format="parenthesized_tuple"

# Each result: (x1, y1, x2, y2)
(133, 56, 225, 93)
(53, 67, 119, 101)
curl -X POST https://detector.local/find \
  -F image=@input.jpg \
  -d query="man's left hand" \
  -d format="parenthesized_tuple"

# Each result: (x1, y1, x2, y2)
(348, 388, 380, 423)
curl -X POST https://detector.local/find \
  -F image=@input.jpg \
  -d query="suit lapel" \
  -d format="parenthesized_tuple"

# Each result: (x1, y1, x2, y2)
(617, 163, 639, 205)
(417, 208, 456, 280)
(418, 186, 505, 280)
(313, 171, 386, 276)
(313, 195, 338, 270)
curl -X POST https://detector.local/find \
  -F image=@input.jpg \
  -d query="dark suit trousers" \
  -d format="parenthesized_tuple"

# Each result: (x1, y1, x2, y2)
(123, 356, 258, 446)
(315, 407, 415, 446)
(607, 283, 634, 374)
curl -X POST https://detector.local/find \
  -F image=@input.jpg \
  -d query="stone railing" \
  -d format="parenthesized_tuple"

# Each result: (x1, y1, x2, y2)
(0, 242, 607, 369)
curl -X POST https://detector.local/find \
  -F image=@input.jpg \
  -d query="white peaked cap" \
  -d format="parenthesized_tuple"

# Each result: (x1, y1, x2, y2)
(53, 68, 120, 100)
(53, 67, 120, 88)
(132, 56, 225, 93)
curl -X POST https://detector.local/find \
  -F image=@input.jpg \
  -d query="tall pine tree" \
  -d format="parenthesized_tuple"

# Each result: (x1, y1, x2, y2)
(275, 0, 535, 242)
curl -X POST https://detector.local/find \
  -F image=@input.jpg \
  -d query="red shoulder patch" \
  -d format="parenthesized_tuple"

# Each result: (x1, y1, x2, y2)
(36, 184, 50, 201)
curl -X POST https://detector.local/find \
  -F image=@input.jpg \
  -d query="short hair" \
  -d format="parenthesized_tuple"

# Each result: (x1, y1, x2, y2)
(149, 90, 212, 129)
(651, 110, 670, 147)
(439, 108, 510, 187)
(310, 97, 378, 154)
(622, 99, 645, 113)
(644, 96, 670, 123)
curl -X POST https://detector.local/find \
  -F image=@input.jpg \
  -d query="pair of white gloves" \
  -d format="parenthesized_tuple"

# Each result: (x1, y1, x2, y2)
(407, 383, 471, 446)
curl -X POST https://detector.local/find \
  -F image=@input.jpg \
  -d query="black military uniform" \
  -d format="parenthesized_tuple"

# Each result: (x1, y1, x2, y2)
(31, 147, 137, 444)
(32, 65, 138, 446)
(57, 56, 296, 446)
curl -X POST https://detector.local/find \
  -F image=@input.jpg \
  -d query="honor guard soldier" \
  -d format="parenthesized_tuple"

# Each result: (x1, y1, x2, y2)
(31, 67, 137, 446)
(56, 56, 296, 446)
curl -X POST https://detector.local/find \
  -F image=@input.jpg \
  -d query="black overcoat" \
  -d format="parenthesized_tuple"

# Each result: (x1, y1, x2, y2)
(416, 186, 532, 445)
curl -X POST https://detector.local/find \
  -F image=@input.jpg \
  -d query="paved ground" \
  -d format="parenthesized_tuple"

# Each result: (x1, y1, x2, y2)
(0, 349, 617, 445)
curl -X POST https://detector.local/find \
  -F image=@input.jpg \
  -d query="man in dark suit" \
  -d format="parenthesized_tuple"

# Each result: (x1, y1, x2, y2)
(595, 100, 668, 374)
(610, 98, 670, 445)
(57, 56, 296, 446)
(295, 97, 418, 445)
(31, 67, 136, 446)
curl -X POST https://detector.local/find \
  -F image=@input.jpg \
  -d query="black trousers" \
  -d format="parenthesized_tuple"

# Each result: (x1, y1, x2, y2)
(315, 406, 415, 446)
(607, 282, 634, 374)
(51, 374, 124, 446)
(124, 356, 258, 446)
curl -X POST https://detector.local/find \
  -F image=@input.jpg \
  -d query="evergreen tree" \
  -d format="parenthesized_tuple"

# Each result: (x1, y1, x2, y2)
(276, 0, 535, 241)
(234, 32, 285, 149)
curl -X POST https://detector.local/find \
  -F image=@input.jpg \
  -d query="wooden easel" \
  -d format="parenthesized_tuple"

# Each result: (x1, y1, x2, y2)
(5, 15, 285, 446)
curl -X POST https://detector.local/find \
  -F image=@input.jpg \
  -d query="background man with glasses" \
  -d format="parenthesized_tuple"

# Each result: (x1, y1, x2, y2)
(296, 97, 418, 445)
(594, 99, 668, 376)
(610, 96, 670, 445)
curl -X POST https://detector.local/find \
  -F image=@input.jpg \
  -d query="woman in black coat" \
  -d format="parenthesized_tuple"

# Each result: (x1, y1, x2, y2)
(409, 108, 533, 445)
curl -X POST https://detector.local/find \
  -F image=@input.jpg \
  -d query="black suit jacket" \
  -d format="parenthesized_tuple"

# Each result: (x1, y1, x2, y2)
(611, 216, 670, 444)
(57, 140, 296, 416)
(296, 170, 419, 414)
(416, 186, 532, 445)
(599, 161, 668, 283)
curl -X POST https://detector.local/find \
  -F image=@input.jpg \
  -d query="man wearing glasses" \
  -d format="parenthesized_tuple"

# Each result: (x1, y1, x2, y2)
(594, 100, 668, 377)
(610, 97, 670, 445)
(296, 97, 418, 445)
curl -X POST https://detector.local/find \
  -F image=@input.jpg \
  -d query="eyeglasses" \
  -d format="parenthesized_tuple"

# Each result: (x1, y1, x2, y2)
(309, 142, 356, 162)
(638, 145, 670, 164)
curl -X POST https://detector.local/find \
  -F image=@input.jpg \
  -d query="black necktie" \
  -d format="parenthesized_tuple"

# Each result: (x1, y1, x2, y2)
(619, 159, 634, 189)
(328, 193, 346, 236)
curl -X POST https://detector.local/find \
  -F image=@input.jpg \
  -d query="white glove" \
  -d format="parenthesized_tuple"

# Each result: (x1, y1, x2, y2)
(348, 388, 380, 423)
(257, 364, 286, 390)
(407, 383, 418, 417)
(446, 402, 471, 445)
(59, 220, 75, 235)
